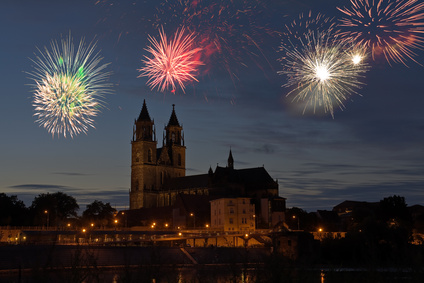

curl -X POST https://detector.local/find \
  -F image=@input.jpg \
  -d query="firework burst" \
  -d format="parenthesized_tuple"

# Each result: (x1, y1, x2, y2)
(337, 0, 424, 66)
(138, 27, 203, 93)
(278, 30, 369, 117)
(154, 0, 280, 81)
(29, 34, 111, 138)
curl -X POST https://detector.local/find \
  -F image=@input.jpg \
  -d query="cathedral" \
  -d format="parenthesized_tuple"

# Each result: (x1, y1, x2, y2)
(130, 100, 282, 212)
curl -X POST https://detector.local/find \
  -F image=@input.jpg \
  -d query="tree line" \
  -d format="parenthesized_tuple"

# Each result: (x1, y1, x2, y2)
(0, 192, 116, 228)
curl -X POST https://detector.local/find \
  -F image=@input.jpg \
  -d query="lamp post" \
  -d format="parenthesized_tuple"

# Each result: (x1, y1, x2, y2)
(293, 215, 300, 230)
(190, 213, 195, 229)
(44, 210, 49, 229)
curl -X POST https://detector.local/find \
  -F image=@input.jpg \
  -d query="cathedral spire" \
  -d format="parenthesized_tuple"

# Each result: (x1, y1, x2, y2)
(228, 149, 234, 169)
(164, 104, 183, 146)
(134, 99, 155, 142)
(137, 99, 152, 122)
(167, 104, 180, 127)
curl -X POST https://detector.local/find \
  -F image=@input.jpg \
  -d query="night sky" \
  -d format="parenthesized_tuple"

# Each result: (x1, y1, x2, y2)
(1, 0, 423, 213)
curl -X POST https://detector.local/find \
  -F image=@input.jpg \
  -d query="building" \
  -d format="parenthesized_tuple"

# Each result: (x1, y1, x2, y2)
(129, 101, 285, 227)
(210, 198, 255, 231)
(130, 101, 205, 209)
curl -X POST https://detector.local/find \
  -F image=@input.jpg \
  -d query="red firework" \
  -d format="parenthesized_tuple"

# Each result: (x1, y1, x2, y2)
(337, 0, 424, 66)
(138, 27, 203, 93)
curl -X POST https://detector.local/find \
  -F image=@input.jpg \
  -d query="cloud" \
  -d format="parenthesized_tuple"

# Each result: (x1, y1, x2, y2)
(9, 184, 70, 190)
(51, 172, 93, 176)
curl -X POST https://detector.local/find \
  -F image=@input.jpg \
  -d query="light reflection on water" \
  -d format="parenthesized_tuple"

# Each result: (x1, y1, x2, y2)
(2, 267, 421, 282)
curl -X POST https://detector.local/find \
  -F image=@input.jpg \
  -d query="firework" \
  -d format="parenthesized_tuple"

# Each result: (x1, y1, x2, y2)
(138, 27, 203, 93)
(29, 34, 111, 138)
(337, 0, 424, 66)
(278, 30, 369, 117)
(281, 11, 337, 50)
(154, 0, 280, 80)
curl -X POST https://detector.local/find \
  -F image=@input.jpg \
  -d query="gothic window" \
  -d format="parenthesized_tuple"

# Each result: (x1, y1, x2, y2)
(230, 208, 234, 214)
(178, 154, 181, 166)
(172, 132, 176, 143)
(229, 218, 233, 224)
(148, 149, 152, 162)
(161, 171, 165, 185)
(135, 180, 139, 191)
(136, 151, 140, 163)
(243, 209, 246, 214)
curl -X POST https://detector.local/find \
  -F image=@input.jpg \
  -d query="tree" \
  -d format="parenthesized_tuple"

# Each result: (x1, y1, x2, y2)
(82, 200, 116, 227)
(30, 192, 79, 226)
(0, 193, 29, 226)
(286, 207, 316, 231)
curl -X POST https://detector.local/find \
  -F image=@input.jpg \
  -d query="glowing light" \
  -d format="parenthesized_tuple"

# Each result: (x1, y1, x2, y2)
(351, 54, 363, 65)
(28, 34, 111, 138)
(278, 30, 369, 117)
(337, 0, 424, 66)
(138, 27, 203, 93)
(315, 64, 330, 82)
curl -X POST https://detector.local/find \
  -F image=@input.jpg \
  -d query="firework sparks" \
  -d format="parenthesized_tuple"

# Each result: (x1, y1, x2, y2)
(278, 30, 369, 117)
(281, 11, 337, 50)
(337, 0, 424, 66)
(28, 34, 111, 138)
(138, 27, 203, 93)
(154, 0, 280, 81)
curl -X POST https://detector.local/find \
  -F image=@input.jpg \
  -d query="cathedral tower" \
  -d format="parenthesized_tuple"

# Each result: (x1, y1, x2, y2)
(130, 100, 157, 209)
(163, 104, 185, 176)
(130, 101, 186, 209)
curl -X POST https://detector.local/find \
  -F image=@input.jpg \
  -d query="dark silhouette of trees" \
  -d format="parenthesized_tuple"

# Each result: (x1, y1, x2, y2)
(30, 192, 79, 227)
(286, 207, 318, 231)
(0, 193, 29, 226)
(82, 200, 116, 227)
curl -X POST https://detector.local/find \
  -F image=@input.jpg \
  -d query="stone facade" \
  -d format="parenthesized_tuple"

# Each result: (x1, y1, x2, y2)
(210, 198, 256, 231)
(130, 101, 188, 209)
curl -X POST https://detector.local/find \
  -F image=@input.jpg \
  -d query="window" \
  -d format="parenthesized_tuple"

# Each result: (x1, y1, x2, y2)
(178, 154, 181, 166)
(243, 209, 246, 214)
(148, 149, 152, 162)
(229, 218, 233, 224)
(230, 208, 234, 214)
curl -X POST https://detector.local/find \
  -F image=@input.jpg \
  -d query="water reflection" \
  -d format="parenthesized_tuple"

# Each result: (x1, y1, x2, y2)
(2, 267, 421, 282)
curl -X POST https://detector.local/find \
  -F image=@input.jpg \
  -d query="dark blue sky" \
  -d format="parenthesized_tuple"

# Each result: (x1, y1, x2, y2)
(1, 0, 423, 212)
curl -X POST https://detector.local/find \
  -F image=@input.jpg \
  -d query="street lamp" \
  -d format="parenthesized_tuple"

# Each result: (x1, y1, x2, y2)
(190, 213, 195, 229)
(44, 210, 49, 228)
(293, 215, 300, 230)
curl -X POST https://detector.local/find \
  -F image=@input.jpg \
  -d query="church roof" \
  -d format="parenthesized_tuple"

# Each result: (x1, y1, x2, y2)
(137, 100, 152, 122)
(167, 104, 180, 127)
(164, 174, 210, 190)
(213, 166, 276, 185)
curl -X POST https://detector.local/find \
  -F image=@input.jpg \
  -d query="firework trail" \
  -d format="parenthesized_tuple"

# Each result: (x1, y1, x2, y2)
(154, 0, 280, 81)
(278, 30, 369, 117)
(337, 0, 424, 66)
(138, 27, 203, 93)
(281, 11, 337, 50)
(28, 34, 112, 138)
